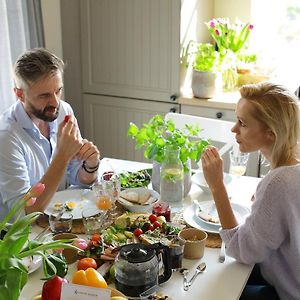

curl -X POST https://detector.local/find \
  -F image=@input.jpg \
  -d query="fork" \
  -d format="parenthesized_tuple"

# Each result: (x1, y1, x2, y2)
(219, 241, 226, 263)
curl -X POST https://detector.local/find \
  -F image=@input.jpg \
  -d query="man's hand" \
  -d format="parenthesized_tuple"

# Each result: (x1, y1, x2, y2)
(56, 115, 83, 162)
(76, 139, 100, 167)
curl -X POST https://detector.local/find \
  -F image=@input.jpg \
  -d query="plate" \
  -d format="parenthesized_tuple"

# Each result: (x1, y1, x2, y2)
(44, 189, 96, 220)
(23, 256, 43, 274)
(192, 171, 233, 193)
(196, 201, 221, 227)
(183, 201, 250, 234)
(118, 187, 160, 212)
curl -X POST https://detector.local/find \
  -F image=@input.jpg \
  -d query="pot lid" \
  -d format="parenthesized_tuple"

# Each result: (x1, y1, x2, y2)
(119, 243, 155, 263)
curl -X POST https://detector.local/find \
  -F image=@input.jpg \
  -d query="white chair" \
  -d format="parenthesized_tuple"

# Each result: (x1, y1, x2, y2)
(164, 112, 236, 171)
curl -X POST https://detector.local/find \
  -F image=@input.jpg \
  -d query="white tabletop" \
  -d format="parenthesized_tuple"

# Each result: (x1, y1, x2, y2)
(21, 158, 261, 300)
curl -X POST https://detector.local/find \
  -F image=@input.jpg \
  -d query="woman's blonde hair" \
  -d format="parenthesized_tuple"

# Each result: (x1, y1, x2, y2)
(239, 82, 300, 168)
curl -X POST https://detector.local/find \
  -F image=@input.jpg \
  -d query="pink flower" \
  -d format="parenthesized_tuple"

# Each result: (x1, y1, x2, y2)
(26, 197, 36, 207)
(30, 183, 45, 197)
(248, 24, 254, 30)
(215, 29, 220, 36)
(210, 21, 215, 28)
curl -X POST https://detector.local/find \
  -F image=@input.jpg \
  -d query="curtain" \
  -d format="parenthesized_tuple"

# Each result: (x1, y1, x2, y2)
(0, 0, 45, 114)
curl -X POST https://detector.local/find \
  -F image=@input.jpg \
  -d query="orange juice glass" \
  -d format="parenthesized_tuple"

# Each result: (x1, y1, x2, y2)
(97, 195, 112, 210)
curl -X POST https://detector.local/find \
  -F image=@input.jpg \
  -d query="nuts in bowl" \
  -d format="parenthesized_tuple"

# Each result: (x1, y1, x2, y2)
(118, 188, 159, 212)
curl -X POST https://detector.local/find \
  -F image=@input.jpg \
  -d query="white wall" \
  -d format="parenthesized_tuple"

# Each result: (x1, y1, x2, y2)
(41, 0, 63, 58)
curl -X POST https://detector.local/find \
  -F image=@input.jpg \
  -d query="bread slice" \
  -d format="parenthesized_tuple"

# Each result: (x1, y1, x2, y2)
(120, 191, 139, 203)
(138, 191, 151, 204)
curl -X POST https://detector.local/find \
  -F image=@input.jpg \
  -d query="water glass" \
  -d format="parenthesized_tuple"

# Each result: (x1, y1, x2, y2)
(82, 208, 106, 235)
(229, 150, 250, 177)
(49, 212, 73, 234)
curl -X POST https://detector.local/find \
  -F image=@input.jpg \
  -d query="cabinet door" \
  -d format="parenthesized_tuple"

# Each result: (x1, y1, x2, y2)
(83, 94, 179, 162)
(80, 0, 180, 102)
(181, 104, 260, 177)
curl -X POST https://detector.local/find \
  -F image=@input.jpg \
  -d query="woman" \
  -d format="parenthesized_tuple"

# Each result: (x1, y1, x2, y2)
(201, 82, 300, 300)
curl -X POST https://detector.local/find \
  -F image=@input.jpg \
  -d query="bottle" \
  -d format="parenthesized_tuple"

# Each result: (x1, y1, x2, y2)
(160, 145, 184, 203)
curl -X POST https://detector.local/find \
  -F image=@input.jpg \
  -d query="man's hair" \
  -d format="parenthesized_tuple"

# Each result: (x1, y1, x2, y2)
(14, 48, 64, 89)
(239, 82, 300, 168)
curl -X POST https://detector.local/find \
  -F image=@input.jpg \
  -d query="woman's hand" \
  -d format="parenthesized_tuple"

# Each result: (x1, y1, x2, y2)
(201, 146, 224, 191)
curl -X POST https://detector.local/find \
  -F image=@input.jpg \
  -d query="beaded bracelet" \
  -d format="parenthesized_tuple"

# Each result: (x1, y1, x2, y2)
(82, 161, 100, 173)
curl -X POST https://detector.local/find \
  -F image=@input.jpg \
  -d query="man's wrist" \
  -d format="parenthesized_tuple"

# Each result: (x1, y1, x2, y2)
(82, 160, 100, 173)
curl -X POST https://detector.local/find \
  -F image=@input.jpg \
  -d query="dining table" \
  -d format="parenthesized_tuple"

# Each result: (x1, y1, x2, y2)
(20, 157, 261, 300)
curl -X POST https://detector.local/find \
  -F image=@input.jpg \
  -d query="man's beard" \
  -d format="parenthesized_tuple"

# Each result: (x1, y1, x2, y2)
(29, 103, 60, 122)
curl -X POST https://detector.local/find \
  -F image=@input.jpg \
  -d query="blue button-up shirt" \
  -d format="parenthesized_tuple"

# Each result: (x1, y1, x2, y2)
(0, 100, 83, 221)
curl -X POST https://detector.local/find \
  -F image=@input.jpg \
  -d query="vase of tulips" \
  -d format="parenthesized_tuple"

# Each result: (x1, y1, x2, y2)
(206, 18, 255, 90)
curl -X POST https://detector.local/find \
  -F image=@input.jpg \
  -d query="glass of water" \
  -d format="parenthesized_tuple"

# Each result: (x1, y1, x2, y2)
(229, 150, 250, 177)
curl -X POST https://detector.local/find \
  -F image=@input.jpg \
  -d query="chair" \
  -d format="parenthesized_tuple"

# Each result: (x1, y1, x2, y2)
(164, 112, 236, 170)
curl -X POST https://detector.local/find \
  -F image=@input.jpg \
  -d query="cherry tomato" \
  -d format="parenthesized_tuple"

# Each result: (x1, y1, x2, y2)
(77, 257, 97, 270)
(133, 228, 143, 237)
(91, 234, 101, 242)
(146, 224, 154, 231)
(153, 221, 161, 228)
(149, 214, 157, 224)
(64, 115, 71, 123)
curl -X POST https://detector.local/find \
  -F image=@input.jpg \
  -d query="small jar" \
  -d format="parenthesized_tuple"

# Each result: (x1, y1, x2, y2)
(152, 202, 171, 222)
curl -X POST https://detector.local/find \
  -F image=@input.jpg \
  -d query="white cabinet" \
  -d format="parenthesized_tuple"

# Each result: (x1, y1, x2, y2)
(83, 94, 179, 162)
(80, 0, 181, 102)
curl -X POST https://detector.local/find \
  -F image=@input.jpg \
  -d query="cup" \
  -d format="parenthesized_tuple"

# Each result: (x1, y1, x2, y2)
(92, 182, 113, 211)
(52, 233, 78, 264)
(229, 150, 250, 177)
(49, 212, 73, 234)
(168, 241, 184, 270)
(178, 228, 207, 259)
(82, 208, 106, 235)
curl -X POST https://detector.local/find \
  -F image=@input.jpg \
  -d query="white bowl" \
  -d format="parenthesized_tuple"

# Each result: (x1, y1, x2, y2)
(191, 171, 232, 193)
(118, 187, 160, 212)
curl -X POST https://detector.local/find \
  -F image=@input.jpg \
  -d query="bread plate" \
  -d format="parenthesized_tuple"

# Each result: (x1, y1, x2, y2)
(118, 187, 159, 212)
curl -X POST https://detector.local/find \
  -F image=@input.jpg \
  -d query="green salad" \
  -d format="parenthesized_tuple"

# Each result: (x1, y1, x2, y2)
(118, 169, 151, 188)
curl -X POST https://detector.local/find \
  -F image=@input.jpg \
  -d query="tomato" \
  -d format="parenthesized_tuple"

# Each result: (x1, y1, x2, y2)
(153, 221, 161, 228)
(77, 257, 97, 270)
(146, 224, 154, 231)
(149, 214, 157, 224)
(91, 234, 101, 242)
(133, 228, 143, 237)
(64, 115, 71, 123)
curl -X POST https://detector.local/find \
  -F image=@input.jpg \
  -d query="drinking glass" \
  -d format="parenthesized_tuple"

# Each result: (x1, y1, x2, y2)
(49, 212, 73, 234)
(229, 150, 250, 177)
(82, 208, 106, 235)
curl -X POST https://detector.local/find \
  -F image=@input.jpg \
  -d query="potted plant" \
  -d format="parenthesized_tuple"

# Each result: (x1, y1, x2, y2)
(127, 115, 210, 196)
(0, 183, 79, 300)
(190, 42, 222, 98)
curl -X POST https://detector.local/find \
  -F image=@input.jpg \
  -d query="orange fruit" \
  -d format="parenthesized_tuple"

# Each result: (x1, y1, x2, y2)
(96, 196, 112, 210)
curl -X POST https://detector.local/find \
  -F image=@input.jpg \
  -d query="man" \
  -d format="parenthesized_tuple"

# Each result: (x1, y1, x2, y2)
(0, 48, 100, 221)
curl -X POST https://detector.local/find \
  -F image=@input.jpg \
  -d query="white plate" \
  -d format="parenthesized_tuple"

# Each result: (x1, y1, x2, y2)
(23, 256, 43, 274)
(183, 201, 250, 234)
(44, 189, 96, 220)
(118, 187, 160, 213)
(192, 171, 233, 193)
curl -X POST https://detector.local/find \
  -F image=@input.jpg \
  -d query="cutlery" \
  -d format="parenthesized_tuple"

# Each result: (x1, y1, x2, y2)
(219, 241, 226, 263)
(179, 268, 189, 290)
(184, 262, 206, 291)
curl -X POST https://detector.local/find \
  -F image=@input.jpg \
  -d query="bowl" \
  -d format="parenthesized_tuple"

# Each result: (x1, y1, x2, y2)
(118, 187, 159, 212)
(191, 171, 232, 193)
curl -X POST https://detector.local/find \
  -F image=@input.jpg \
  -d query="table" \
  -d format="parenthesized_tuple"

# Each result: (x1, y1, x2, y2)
(21, 158, 261, 300)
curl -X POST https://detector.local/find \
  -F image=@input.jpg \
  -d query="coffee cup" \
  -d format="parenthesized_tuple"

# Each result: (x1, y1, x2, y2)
(178, 228, 207, 259)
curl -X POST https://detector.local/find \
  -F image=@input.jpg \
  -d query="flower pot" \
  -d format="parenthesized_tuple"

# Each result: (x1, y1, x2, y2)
(192, 69, 222, 99)
(152, 159, 192, 197)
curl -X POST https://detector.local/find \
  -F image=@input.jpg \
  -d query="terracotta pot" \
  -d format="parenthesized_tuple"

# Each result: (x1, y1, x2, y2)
(152, 159, 192, 197)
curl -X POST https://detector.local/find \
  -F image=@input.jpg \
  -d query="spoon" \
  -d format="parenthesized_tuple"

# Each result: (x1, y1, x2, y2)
(184, 262, 206, 291)
(179, 268, 189, 290)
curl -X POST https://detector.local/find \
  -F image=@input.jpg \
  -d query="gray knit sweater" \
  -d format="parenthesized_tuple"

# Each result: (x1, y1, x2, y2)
(220, 164, 300, 300)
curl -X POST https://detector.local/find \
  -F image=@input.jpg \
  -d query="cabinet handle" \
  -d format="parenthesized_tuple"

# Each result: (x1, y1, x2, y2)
(216, 112, 223, 119)
(169, 107, 177, 113)
(170, 94, 177, 101)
